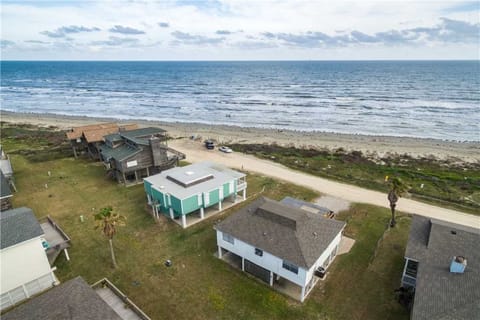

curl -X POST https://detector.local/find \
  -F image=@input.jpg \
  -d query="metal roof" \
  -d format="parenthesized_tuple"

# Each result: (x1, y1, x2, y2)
(406, 215, 480, 320)
(2, 277, 122, 320)
(120, 127, 167, 145)
(100, 144, 142, 162)
(144, 161, 245, 199)
(215, 197, 346, 269)
(0, 207, 44, 249)
(280, 197, 333, 215)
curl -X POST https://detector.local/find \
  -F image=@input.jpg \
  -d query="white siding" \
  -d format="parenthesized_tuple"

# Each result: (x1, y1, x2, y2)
(216, 231, 307, 287)
(0, 238, 53, 295)
(305, 231, 343, 284)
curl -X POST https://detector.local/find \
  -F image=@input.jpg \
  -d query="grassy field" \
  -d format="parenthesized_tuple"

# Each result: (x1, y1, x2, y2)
(230, 143, 480, 214)
(2, 124, 409, 320)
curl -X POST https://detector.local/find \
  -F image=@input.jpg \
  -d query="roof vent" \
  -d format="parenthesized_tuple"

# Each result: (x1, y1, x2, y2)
(450, 256, 467, 274)
(313, 231, 318, 237)
(451, 230, 457, 235)
(263, 232, 267, 236)
(159, 186, 165, 189)
(185, 171, 194, 176)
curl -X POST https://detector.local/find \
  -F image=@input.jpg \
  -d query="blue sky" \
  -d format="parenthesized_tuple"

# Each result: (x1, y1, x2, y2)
(1, 0, 479, 60)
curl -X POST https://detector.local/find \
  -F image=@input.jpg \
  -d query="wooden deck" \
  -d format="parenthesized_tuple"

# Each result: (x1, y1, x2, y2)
(92, 279, 151, 320)
(39, 216, 71, 265)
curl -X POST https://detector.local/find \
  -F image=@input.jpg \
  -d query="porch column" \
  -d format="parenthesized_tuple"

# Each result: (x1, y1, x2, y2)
(181, 213, 187, 228)
(300, 286, 306, 302)
(242, 189, 246, 200)
(232, 194, 236, 203)
(218, 246, 222, 259)
(242, 258, 245, 271)
(218, 200, 222, 211)
(200, 207, 204, 219)
(64, 249, 70, 261)
(169, 207, 174, 219)
(122, 172, 126, 184)
(155, 205, 159, 219)
(73, 146, 78, 159)
(269, 271, 273, 286)
(134, 170, 139, 183)
(146, 167, 150, 177)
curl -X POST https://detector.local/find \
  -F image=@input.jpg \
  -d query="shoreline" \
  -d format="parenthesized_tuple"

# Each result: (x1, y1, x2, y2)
(1, 110, 479, 163)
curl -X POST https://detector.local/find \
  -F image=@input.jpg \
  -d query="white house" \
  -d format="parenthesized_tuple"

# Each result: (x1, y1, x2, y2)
(215, 197, 346, 302)
(0, 207, 59, 311)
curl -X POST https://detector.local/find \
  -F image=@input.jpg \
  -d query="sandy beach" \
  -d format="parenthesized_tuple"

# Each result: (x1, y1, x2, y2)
(1, 110, 479, 163)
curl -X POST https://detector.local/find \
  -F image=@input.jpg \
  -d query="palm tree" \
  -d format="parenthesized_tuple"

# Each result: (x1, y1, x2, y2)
(387, 177, 409, 227)
(94, 206, 126, 268)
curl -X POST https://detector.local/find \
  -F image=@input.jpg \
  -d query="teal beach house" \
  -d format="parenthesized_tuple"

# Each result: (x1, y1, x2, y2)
(143, 162, 247, 228)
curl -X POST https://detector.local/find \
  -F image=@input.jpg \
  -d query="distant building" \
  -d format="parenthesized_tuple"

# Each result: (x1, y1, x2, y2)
(0, 145, 16, 192)
(0, 208, 58, 311)
(401, 215, 480, 319)
(66, 122, 138, 159)
(144, 161, 247, 228)
(100, 127, 185, 185)
(215, 197, 346, 302)
(2, 276, 151, 320)
(0, 171, 13, 211)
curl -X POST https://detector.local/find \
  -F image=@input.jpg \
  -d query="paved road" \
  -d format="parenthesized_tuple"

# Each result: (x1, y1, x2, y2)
(170, 139, 480, 228)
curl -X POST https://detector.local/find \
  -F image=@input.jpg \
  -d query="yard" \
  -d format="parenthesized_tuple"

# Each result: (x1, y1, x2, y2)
(3, 124, 409, 320)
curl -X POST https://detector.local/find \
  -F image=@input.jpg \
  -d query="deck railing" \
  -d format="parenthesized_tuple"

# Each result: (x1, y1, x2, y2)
(91, 278, 151, 320)
(45, 215, 71, 242)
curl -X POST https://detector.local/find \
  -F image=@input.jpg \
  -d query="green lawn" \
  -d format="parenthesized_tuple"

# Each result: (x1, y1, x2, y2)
(3, 125, 409, 320)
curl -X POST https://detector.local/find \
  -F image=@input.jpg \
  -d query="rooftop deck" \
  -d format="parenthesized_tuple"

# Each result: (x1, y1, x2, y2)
(92, 278, 151, 320)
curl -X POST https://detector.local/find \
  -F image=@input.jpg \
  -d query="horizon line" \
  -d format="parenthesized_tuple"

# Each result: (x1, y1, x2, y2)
(1, 59, 479, 62)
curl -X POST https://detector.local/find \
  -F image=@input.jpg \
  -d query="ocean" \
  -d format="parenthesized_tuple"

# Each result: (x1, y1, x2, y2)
(1, 61, 478, 141)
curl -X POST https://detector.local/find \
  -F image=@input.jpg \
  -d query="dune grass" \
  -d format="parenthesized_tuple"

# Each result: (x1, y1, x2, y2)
(3, 124, 409, 320)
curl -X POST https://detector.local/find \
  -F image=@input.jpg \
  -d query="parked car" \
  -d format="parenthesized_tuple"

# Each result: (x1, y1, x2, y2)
(219, 146, 233, 153)
(204, 140, 215, 150)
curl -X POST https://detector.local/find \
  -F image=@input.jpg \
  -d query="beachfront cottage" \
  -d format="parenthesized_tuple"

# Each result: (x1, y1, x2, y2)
(144, 161, 247, 228)
(0, 208, 59, 311)
(400, 215, 480, 319)
(215, 197, 346, 302)
(66, 122, 138, 159)
(2, 277, 151, 320)
(100, 127, 185, 186)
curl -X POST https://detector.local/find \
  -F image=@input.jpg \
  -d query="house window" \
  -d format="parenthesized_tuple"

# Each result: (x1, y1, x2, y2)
(255, 248, 263, 256)
(222, 233, 234, 244)
(282, 260, 298, 274)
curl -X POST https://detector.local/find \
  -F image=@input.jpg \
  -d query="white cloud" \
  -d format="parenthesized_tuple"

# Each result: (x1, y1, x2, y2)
(1, 0, 478, 60)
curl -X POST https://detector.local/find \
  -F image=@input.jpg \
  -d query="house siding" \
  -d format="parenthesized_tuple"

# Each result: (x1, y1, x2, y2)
(182, 195, 201, 215)
(305, 231, 343, 284)
(216, 230, 307, 287)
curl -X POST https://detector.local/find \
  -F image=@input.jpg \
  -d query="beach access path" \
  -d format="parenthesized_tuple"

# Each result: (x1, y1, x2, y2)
(170, 139, 480, 228)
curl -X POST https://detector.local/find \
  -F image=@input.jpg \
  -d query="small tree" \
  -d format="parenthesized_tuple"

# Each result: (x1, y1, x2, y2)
(387, 177, 409, 227)
(94, 206, 126, 268)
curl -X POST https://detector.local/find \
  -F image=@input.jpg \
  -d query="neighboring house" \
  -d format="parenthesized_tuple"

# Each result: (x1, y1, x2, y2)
(281, 196, 335, 218)
(215, 197, 346, 302)
(66, 122, 138, 159)
(0, 207, 59, 311)
(100, 127, 186, 185)
(0, 171, 13, 211)
(401, 215, 480, 320)
(0, 145, 16, 192)
(2, 276, 151, 320)
(144, 161, 247, 228)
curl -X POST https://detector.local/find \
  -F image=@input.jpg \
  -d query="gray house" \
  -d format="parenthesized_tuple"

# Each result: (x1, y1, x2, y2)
(100, 127, 185, 185)
(401, 215, 480, 320)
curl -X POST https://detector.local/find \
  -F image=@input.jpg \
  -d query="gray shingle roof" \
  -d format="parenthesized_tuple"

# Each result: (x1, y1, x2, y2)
(215, 197, 345, 269)
(2, 277, 122, 320)
(406, 215, 480, 320)
(0, 207, 44, 249)
(1, 171, 12, 199)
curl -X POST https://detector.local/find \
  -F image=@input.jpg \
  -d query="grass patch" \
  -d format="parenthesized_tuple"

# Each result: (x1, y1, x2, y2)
(230, 144, 480, 214)
(4, 125, 409, 320)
